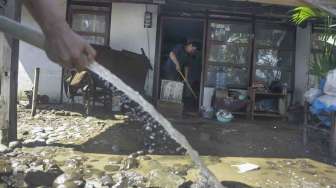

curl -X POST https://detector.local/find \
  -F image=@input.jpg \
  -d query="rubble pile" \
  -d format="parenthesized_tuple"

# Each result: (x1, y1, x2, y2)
(0, 145, 197, 188)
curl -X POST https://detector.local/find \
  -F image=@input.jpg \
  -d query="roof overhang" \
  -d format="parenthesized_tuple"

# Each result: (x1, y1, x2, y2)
(233, 0, 303, 7)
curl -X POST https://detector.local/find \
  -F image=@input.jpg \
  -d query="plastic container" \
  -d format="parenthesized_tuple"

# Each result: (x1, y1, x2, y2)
(216, 109, 233, 123)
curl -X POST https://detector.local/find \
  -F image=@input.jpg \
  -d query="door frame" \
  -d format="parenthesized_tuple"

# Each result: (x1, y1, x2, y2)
(153, 15, 207, 110)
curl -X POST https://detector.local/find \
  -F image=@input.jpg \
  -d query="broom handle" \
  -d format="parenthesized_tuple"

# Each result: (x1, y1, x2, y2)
(177, 70, 198, 99)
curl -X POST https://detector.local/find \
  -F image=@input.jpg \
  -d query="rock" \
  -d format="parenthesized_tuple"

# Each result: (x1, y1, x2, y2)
(85, 117, 95, 122)
(121, 158, 139, 170)
(172, 164, 190, 176)
(101, 175, 114, 186)
(0, 144, 10, 153)
(53, 172, 85, 188)
(190, 176, 214, 188)
(123, 171, 146, 187)
(147, 169, 185, 188)
(46, 138, 58, 145)
(55, 111, 66, 116)
(24, 170, 57, 187)
(112, 172, 146, 188)
(22, 139, 46, 147)
(70, 112, 82, 117)
(32, 127, 45, 134)
(112, 173, 128, 188)
(84, 179, 102, 188)
(8, 141, 22, 150)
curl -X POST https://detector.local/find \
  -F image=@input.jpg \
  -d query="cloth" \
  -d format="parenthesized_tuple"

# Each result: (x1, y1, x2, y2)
(310, 95, 336, 127)
(162, 44, 191, 81)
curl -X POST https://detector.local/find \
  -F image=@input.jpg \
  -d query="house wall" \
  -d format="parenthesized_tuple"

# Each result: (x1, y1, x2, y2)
(18, 1, 67, 103)
(110, 3, 158, 97)
(294, 24, 312, 105)
(17, 2, 158, 102)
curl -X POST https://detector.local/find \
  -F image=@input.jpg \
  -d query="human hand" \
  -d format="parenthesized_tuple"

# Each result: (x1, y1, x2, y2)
(44, 22, 96, 70)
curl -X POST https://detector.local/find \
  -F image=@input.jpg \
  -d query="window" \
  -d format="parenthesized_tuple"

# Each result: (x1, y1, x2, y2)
(254, 23, 296, 90)
(205, 21, 253, 89)
(68, 3, 111, 46)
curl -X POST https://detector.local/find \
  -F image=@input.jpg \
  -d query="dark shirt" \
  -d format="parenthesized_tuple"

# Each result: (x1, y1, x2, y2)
(164, 44, 191, 70)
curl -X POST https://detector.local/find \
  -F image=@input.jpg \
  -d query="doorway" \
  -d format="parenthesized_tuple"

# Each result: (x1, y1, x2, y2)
(158, 17, 205, 113)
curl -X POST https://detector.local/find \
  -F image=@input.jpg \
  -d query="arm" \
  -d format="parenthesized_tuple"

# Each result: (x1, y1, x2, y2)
(24, 0, 96, 69)
(169, 51, 181, 72)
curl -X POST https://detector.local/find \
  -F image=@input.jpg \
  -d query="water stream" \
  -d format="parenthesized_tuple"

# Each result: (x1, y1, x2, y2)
(88, 62, 224, 188)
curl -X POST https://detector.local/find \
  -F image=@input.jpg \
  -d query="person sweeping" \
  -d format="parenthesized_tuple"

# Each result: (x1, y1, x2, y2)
(162, 41, 198, 99)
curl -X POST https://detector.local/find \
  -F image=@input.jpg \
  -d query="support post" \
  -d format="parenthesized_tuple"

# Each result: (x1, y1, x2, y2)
(0, 0, 21, 144)
(330, 112, 336, 157)
(31, 68, 40, 117)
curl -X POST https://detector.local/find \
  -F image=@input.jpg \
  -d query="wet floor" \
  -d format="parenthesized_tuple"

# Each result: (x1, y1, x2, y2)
(8, 105, 336, 187)
(16, 147, 336, 188)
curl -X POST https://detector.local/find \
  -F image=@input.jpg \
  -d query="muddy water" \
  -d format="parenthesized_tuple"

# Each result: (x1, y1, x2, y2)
(21, 147, 336, 188)
(88, 62, 223, 187)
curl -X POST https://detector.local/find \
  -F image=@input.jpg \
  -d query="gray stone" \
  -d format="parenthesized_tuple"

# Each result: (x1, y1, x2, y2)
(24, 170, 58, 187)
(101, 175, 114, 186)
(8, 141, 21, 150)
(84, 179, 101, 188)
(147, 169, 185, 188)
(0, 144, 10, 153)
(121, 158, 139, 170)
(53, 173, 84, 188)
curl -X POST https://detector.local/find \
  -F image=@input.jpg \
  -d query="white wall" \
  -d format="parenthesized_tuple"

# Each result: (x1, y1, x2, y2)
(294, 25, 312, 105)
(110, 3, 158, 96)
(18, 2, 158, 102)
(18, 1, 67, 103)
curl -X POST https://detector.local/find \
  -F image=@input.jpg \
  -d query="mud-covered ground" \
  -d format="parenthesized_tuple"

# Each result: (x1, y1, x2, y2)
(0, 104, 335, 187)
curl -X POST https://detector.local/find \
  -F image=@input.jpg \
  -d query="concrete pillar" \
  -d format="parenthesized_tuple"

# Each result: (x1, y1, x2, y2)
(294, 24, 312, 105)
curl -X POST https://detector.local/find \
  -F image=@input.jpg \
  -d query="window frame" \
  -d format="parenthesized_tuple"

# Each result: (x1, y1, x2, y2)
(67, 1, 112, 46)
(253, 22, 296, 91)
(205, 19, 254, 89)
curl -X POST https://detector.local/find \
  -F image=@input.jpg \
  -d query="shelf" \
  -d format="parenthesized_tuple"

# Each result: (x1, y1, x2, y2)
(209, 40, 250, 47)
(208, 62, 249, 68)
(253, 112, 285, 118)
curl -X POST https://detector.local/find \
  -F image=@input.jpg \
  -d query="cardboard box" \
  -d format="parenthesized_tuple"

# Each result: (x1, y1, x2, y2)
(157, 100, 184, 118)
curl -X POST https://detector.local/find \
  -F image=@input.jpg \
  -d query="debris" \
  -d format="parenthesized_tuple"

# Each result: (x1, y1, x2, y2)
(101, 174, 114, 186)
(0, 144, 10, 153)
(0, 159, 12, 176)
(121, 158, 139, 170)
(147, 169, 185, 188)
(8, 141, 21, 150)
(232, 163, 260, 173)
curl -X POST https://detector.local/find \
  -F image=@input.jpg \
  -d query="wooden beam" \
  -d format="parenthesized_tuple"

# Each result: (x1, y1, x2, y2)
(244, 0, 303, 7)
(0, 0, 21, 144)
(31, 68, 40, 117)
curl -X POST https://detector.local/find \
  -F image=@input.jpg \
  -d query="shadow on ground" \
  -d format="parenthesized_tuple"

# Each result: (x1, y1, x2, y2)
(35, 105, 336, 164)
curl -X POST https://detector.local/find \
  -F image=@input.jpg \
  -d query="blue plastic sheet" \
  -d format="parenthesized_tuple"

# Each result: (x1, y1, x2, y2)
(310, 95, 336, 127)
